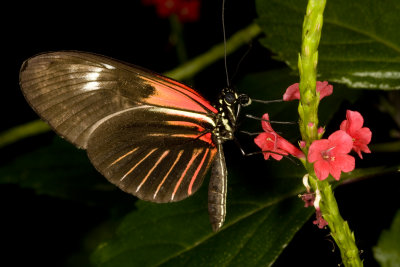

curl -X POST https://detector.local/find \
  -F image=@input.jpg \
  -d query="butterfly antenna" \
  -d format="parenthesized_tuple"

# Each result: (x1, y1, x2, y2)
(222, 0, 230, 88)
(230, 42, 253, 85)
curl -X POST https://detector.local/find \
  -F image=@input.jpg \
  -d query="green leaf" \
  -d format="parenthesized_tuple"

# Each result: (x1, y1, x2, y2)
(91, 160, 312, 267)
(0, 137, 132, 207)
(91, 160, 393, 267)
(373, 210, 400, 267)
(256, 0, 400, 90)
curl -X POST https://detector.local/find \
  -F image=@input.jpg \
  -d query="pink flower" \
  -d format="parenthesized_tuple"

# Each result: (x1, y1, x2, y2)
(283, 81, 333, 101)
(340, 110, 372, 159)
(142, 0, 200, 22)
(308, 130, 355, 180)
(254, 114, 305, 160)
(155, 0, 180, 17)
(176, 0, 200, 22)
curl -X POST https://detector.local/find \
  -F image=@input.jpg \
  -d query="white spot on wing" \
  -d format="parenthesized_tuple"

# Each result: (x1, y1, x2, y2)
(82, 81, 100, 91)
(86, 72, 100, 81)
(102, 63, 115, 70)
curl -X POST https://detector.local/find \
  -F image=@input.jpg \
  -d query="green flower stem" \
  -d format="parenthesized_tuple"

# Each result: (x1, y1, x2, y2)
(1, 23, 261, 148)
(299, 1, 363, 266)
(298, 0, 325, 148)
(308, 175, 363, 267)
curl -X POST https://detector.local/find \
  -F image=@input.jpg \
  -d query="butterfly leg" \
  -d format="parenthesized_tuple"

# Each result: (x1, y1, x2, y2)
(244, 114, 297, 125)
(233, 136, 297, 164)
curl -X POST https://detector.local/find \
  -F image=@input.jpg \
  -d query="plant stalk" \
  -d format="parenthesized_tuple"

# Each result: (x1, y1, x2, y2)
(298, 1, 363, 266)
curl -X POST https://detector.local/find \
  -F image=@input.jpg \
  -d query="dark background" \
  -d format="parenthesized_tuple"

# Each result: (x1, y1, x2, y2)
(1, 1, 399, 266)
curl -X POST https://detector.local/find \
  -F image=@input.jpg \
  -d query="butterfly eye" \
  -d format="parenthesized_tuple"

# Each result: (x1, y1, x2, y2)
(224, 92, 236, 104)
(238, 94, 251, 106)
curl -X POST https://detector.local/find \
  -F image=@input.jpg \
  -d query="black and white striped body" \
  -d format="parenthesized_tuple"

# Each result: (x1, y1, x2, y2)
(208, 88, 250, 231)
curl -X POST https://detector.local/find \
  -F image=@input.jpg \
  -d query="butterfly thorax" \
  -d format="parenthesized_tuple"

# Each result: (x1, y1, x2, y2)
(212, 88, 251, 144)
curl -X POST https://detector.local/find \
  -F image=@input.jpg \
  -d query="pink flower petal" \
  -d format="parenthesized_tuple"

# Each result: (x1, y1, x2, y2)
(254, 133, 268, 149)
(261, 113, 274, 132)
(328, 130, 353, 154)
(271, 153, 284, 161)
(283, 81, 333, 101)
(316, 81, 333, 100)
(329, 162, 342, 180)
(355, 127, 372, 144)
(283, 83, 300, 101)
(339, 119, 348, 131)
(308, 139, 329, 163)
(346, 110, 364, 135)
(262, 153, 272, 160)
(277, 137, 305, 159)
(359, 143, 372, 154)
(314, 160, 330, 180)
(336, 154, 356, 173)
(340, 110, 372, 159)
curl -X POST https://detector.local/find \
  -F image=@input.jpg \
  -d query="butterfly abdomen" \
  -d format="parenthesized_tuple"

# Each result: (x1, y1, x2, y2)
(208, 141, 227, 232)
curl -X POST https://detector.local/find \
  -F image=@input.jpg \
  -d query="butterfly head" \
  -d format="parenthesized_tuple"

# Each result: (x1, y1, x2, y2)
(220, 87, 251, 107)
(213, 88, 251, 142)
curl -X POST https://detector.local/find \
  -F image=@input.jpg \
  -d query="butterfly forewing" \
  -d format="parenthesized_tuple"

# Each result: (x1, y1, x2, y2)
(19, 51, 219, 203)
(19, 51, 217, 149)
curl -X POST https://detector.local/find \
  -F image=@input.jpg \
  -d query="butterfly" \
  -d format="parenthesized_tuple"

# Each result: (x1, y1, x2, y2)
(19, 51, 250, 231)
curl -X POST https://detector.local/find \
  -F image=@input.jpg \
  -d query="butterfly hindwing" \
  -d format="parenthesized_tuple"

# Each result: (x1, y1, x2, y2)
(87, 105, 217, 202)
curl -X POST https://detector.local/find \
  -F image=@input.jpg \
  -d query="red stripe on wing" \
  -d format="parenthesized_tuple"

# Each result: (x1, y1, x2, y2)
(166, 120, 206, 132)
(199, 133, 213, 146)
(160, 75, 209, 99)
(141, 76, 218, 114)
(165, 121, 214, 146)
(136, 150, 170, 192)
(188, 148, 209, 195)
(171, 149, 202, 201)
(153, 150, 184, 200)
